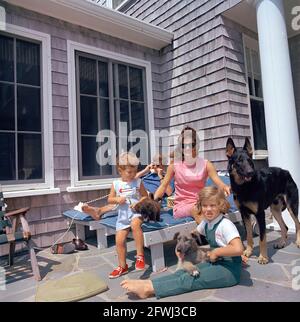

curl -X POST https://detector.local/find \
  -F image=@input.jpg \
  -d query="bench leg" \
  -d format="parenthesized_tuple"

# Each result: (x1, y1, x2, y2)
(149, 243, 165, 273)
(8, 242, 16, 266)
(27, 240, 41, 281)
(96, 228, 108, 249)
(76, 224, 85, 241)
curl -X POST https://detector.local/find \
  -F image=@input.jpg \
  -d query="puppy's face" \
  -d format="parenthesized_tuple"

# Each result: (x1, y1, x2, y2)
(174, 231, 202, 259)
(133, 197, 161, 222)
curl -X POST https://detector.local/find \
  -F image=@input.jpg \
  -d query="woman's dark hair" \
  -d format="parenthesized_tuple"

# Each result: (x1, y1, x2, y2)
(174, 126, 200, 161)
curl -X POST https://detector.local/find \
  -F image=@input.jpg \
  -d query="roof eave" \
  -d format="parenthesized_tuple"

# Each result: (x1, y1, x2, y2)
(5, 0, 174, 50)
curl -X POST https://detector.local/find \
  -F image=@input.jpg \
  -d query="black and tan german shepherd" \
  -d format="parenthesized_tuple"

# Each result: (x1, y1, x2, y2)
(226, 138, 300, 264)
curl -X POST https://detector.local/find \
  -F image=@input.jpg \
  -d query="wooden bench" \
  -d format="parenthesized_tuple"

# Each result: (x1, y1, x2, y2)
(0, 191, 41, 281)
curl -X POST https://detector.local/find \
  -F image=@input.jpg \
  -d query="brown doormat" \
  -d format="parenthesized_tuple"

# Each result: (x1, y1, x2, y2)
(35, 272, 108, 302)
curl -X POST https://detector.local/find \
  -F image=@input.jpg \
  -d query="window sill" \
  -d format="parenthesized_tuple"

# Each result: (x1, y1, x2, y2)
(253, 151, 268, 160)
(3, 188, 61, 198)
(67, 183, 112, 193)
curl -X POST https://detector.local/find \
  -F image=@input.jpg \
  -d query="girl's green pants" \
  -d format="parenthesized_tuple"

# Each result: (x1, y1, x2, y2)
(152, 260, 241, 299)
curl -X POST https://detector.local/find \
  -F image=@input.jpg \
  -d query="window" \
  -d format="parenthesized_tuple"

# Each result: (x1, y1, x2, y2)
(244, 36, 268, 153)
(0, 34, 43, 183)
(76, 52, 147, 180)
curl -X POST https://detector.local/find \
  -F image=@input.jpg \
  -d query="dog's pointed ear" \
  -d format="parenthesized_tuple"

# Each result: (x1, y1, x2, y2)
(243, 137, 253, 157)
(226, 138, 236, 158)
(191, 230, 203, 246)
(173, 232, 180, 240)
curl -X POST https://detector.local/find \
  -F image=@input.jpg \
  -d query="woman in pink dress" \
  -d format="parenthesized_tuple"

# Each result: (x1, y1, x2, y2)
(154, 126, 231, 223)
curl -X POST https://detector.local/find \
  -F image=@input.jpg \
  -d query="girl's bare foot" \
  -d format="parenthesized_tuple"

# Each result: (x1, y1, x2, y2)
(241, 254, 249, 266)
(82, 203, 118, 220)
(120, 279, 155, 299)
(81, 204, 101, 220)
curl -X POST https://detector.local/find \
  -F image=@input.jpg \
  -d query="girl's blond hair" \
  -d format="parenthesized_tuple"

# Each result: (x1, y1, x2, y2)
(196, 186, 230, 214)
(117, 152, 139, 170)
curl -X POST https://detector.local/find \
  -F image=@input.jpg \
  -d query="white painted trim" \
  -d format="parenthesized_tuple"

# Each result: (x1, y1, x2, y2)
(6, 0, 173, 50)
(3, 188, 60, 199)
(66, 183, 113, 193)
(242, 33, 268, 156)
(1, 23, 57, 195)
(67, 40, 155, 189)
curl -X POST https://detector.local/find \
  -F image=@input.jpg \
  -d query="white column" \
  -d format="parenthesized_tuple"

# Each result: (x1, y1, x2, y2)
(256, 0, 300, 231)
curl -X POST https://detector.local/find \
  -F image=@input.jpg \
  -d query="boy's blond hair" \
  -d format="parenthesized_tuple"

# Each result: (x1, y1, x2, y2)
(196, 186, 230, 214)
(117, 152, 139, 170)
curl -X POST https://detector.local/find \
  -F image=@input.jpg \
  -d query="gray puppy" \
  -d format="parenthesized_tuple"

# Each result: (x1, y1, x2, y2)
(173, 231, 208, 276)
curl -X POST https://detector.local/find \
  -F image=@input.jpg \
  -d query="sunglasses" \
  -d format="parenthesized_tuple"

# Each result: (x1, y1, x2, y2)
(182, 142, 196, 149)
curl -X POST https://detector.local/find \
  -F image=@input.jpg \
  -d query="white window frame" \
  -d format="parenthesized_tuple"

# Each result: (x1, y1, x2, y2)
(1, 24, 59, 198)
(67, 40, 155, 192)
(242, 34, 268, 160)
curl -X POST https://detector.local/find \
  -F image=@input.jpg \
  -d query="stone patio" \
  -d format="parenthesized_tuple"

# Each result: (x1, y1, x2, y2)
(0, 225, 300, 302)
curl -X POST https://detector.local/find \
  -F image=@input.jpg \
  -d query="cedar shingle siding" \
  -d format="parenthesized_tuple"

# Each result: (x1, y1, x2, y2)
(122, 0, 251, 168)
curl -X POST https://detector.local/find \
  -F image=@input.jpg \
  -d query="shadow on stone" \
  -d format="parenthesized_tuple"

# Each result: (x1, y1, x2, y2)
(239, 268, 253, 287)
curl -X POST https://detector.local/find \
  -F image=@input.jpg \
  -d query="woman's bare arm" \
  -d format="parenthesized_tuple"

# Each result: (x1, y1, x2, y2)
(207, 161, 231, 196)
(154, 163, 175, 200)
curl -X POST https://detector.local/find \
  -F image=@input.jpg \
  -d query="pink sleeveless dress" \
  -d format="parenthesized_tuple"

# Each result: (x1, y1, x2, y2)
(173, 157, 208, 219)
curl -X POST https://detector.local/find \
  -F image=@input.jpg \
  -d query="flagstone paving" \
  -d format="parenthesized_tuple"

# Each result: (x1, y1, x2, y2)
(0, 227, 299, 302)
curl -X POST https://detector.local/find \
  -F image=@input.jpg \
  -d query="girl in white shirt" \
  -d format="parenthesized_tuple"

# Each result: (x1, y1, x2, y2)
(120, 186, 244, 299)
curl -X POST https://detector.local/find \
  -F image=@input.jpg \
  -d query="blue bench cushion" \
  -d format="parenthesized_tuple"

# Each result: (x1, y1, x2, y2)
(63, 209, 115, 222)
(63, 209, 194, 232)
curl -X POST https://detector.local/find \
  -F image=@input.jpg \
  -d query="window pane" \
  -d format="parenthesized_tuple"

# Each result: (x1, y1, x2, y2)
(120, 100, 129, 129)
(80, 96, 98, 135)
(98, 61, 108, 97)
(17, 39, 40, 86)
(130, 67, 144, 101)
(250, 100, 268, 150)
(118, 64, 128, 99)
(17, 86, 41, 132)
(0, 83, 15, 130)
(0, 133, 15, 181)
(254, 78, 263, 98)
(251, 50, 261, 75)
(245, 47, 251, 73)
(248, 77, 253, 96)
(100, 136, 112, 176)
(131, 102, 145, 131)
(79, 56, 97, 95)
(0, 35, 14, 82)
(81, 136, 99, 176)
(18, 133, 42, 180)
(113, 63, 117, 98)
(119, 100, 129, 152)
(100, 98, 110, 131)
